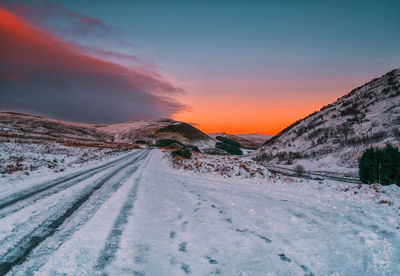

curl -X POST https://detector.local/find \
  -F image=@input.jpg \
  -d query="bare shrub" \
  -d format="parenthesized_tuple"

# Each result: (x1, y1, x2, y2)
(239, 163, 250, 173)
(294, 165, 305, 176)
(378, 199, 391, 205)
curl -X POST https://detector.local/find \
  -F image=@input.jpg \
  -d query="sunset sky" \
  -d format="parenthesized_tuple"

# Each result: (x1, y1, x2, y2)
(1, 0, 400, 134)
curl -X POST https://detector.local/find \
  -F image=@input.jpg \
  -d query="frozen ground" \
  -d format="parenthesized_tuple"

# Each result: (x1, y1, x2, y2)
(0, 138, 135, 180)
(0, 149, 399, 275)
(170, 152, 271, 180)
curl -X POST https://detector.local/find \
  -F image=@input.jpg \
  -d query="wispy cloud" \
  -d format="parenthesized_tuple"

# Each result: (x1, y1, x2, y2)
(9, 1, 109, 36)
(0, 5, 186, 123)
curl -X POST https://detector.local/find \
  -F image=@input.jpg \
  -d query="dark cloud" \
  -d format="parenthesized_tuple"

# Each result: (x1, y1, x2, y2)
(0, 6, 186, 123)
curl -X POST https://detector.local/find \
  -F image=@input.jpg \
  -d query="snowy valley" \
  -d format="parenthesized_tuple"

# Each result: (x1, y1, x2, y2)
(0, 69, 400, 275)
(0, 149, 399, 275)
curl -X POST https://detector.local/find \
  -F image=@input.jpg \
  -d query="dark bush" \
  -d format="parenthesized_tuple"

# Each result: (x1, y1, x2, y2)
(186, 145, 200, 152)
(294, 165, 305, 176)
(215, 136, 241, 148)
(340, 106, 359, 116)
(382, 87, 391, 94)
(253, 151, 304, 162)
(393, 128, 400, 139)
(276, 151, 303, 161)
(215, 142, 243, 155)
(156, 139, 185, 147)
(203, 147, 230, 155)
(254, 152, 273, 162)
(171, 148, 192, 159)
(359, 144, 400, 185)
(388, 77, 397, 86)
(344, 131, 386, 146)
(307, 127, 332, 140)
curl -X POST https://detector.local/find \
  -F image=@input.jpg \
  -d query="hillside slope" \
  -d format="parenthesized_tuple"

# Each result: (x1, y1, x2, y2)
(209, 133, 273, 149)
(235, 133, 273, 147)
(0, 112, 136, 176)
(0, 112, 213, 146)
(208, 133, 260, 149)
(0, 112, 214, 175)
(257, 68, 400, 167)
(0, 112, 107, 141)
(97, 118, 213, 146)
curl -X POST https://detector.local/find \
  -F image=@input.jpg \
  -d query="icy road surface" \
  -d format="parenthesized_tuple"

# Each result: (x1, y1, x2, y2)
(0, 149, 399, 275)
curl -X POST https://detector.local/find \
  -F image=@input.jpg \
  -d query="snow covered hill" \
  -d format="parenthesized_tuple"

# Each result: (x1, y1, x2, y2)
(209, 133, 272, 149)
(257, 68, 400, 168)
(0, 112, 106, 141)
(209, 133, 259, 149)
(98, 118, 213, 146)
(0, 112, 136, 177)
(0, 112, 213, 147)
(0, 112, 213, 176)
(235, 133, 273, 147)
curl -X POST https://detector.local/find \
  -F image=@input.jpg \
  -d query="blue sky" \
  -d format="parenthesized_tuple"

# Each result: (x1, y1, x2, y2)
(58, 0, 400, 79)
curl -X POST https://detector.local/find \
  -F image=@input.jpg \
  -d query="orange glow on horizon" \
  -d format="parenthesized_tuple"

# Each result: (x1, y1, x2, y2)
(170, 76, 369, 135)
(171, 100, 321, 135)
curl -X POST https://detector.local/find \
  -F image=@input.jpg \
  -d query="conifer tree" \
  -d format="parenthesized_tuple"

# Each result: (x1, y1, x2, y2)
(359, 144, 400, 186)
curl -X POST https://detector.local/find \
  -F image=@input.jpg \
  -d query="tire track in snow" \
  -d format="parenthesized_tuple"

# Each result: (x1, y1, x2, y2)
(94, 176, 142, 274)
(0, 150, 149, 275)
(0, 151, 141, 213)
(7, 151, 150, 275)
(0, 152, 146, 261)
(0, 152, 141, 220)
(94, 153, 152, 274)
(24, 153, 148, 274)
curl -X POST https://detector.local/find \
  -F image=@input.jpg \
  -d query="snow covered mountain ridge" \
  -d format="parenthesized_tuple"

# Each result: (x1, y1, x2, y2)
(257, 68, 400, 167)
(0, 112, 213, 146)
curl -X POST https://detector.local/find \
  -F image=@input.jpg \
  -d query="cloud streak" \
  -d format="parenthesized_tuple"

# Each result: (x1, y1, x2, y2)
(0, 6, 185, 123)
(10, 1, 109, 37)
(7, 1, 138, 56)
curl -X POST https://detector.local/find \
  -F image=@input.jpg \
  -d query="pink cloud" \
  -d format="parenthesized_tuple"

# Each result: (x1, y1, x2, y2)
(0, 6, 186, 123)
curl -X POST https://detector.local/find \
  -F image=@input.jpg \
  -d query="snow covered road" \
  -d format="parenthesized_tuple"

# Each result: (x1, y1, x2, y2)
(0, 149, 399, 275)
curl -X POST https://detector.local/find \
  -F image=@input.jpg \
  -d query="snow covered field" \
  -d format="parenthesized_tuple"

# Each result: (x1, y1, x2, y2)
(0, 149, 399, 275)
